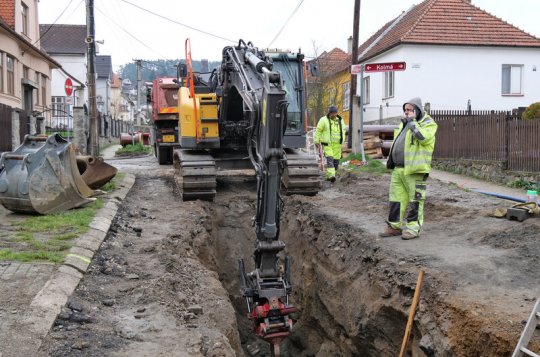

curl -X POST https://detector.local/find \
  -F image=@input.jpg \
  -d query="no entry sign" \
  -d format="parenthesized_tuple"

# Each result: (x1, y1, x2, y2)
(65, 78, 73, 96)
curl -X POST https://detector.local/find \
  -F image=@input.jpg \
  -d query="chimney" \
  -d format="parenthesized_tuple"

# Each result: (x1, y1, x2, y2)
(347, 36, 353, 53)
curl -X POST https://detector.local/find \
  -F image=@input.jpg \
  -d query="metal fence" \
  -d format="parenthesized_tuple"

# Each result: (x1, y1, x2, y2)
(431, 110, 540, 172)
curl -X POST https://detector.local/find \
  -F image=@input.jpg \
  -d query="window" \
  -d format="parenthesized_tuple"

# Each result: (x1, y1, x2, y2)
(502, 64, 523, 95)
(7, 55, 15, 95)
(363, 76, 370, 105)
(384, 71, 394, 98)
(21, 2, 29, 35)
(52, 96, 70, 116)
(41, 74, 47, 105)
(23, 66, 29, 79)
(35, 72, 40, 105)
(0, 53, 3, 93)
(342, 81, 350, 111)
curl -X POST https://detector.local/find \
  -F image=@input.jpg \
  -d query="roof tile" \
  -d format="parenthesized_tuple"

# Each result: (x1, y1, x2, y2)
(39, 24, 87, 55)
(359, 0, 540, 62)
(0, 0, 15, 29)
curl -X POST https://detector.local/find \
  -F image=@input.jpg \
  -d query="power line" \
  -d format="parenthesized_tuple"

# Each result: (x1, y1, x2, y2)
(267, 0, 305, 48)
(95, 5, 169, 60)
(119, 0, 236, 43)
(35, 0, 81, 46)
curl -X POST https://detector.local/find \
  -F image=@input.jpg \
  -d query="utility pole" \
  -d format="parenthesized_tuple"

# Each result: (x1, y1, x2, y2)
(350, 0, 364, 159)
(134, 59, 142, 126)
(86, 0, 98, 156)
(348, 0, 360, 150)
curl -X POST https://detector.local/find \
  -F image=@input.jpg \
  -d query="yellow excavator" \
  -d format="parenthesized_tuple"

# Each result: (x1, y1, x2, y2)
(173, 39, 320, 200)
(173, 39, 321, 355)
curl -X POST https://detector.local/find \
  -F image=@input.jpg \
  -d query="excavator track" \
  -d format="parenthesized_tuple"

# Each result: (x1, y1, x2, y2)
(173, 149, 216, 201)
(282, 149, 321, 196)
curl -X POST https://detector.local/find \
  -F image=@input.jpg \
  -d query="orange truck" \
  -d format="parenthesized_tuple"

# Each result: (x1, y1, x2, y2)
(148, 77, 180, 164)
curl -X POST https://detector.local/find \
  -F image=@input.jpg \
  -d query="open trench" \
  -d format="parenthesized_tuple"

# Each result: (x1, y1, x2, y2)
(194, 175, 539, 356)
(195, 180, 442, 357)
(37, 173, 535, 356)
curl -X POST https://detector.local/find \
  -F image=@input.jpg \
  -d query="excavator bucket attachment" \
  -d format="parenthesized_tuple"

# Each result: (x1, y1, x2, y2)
(76, 155, 117, 189)
(0, 134, 96, 214)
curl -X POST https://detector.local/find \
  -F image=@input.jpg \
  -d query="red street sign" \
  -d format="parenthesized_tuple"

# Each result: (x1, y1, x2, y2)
(64, 78, 73, 96)
(364, 61, 406, 73)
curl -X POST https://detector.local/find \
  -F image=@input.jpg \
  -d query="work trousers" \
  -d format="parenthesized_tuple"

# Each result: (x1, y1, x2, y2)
(323, 142, 342, 179)
(387, 167, 428, 236)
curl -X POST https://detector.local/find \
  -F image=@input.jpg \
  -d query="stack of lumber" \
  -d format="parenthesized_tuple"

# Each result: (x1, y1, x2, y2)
(363, 132, 383, 159)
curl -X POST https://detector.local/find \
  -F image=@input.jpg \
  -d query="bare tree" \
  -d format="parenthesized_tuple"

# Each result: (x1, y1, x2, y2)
(305, 41, 350, 127)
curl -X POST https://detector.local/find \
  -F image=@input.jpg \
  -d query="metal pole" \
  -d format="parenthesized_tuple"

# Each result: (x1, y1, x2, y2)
(359, 65, 366, 162)
(135, 59, 142, 126)
(348, 0, 361, 149)
(86, 0, 98, 156)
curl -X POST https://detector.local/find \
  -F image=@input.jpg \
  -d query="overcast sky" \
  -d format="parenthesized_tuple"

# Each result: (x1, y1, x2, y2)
(38, 0, 540, 71)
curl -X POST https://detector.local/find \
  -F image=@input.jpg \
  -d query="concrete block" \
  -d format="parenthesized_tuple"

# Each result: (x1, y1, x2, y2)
(68, 246, 94, 260)
(75, 234, 103, 252)
(89, 216, 112, 233)
(64, 254, 91, 274)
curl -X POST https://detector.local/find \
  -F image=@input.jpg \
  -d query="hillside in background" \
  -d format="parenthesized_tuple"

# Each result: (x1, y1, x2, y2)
(118, 59, 221, 83)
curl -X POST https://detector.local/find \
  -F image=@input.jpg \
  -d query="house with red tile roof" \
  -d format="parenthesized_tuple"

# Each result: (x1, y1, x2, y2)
(356, 0, 540, 123)
(306, 47, 352, 126)
(0, 0, 60, 146)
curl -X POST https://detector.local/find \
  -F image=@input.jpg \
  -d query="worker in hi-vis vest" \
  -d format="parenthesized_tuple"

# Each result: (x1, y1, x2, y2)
(314, 105, 346, 182)
(380, 97, 438, 240)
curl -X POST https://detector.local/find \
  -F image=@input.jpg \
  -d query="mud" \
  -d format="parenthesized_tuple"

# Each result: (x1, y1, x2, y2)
(38, 158, 540, 356)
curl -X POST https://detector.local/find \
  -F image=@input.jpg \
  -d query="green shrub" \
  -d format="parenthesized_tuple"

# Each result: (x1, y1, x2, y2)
(522, 102, 540, 120)
(506, 177, 539, 191)
(116, 143, 151, 155)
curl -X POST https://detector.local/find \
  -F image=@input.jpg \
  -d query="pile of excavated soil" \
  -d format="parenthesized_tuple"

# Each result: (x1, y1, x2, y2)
(38, 168, 540, 356)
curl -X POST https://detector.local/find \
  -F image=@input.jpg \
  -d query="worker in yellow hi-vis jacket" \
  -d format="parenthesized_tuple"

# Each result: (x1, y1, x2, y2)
(314, 105, 347, 182)
(379, 97, 438, 240)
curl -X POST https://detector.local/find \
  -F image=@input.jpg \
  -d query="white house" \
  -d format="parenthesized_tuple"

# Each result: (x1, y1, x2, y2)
(39, 24, 87, 130)
(357, 0, 540, 122)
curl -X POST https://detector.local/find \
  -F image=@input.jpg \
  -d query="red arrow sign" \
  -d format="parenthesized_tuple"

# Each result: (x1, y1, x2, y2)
(64, 78, 73, 96)
(364, 61, 406, 73)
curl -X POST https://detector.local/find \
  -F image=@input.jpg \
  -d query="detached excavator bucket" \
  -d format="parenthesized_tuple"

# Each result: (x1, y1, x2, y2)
(0, 134, 96, 214)
(76, 155, 117, 189)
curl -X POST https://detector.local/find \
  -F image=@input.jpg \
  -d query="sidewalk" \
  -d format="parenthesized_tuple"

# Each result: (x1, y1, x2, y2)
(101, 144, 122, 160)
(430, 169, 527, 202)
(0, 173, 135, 357)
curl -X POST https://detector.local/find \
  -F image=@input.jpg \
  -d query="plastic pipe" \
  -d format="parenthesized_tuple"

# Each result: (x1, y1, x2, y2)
(471, 189, 526, 203)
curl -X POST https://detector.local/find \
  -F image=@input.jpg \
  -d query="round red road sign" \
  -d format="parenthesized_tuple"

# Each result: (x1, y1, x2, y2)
(65, 78, 73, 96)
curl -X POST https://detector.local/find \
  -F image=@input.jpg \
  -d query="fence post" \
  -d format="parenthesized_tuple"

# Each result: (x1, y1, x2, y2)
(73, 106, 88, 154)
(11, 109, 20, 149)
(504, 111, 510, 170)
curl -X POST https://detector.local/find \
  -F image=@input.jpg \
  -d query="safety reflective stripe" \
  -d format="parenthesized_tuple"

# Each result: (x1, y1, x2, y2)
(405, 150, 433, 158)
(330, 121, 342, 142)
(405, 159, 432, 166)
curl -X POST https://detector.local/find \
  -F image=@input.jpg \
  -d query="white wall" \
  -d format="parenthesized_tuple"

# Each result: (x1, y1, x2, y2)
(50, 55, 87, 108)
(359, 44, 540, 122)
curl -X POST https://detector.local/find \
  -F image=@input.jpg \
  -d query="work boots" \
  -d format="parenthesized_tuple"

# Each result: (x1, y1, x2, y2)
(401, 230, 419, 240)
(378, 226, 402, 237)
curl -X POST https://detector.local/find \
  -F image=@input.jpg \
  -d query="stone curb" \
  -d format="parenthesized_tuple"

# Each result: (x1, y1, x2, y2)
(17, 173, 136, 356)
